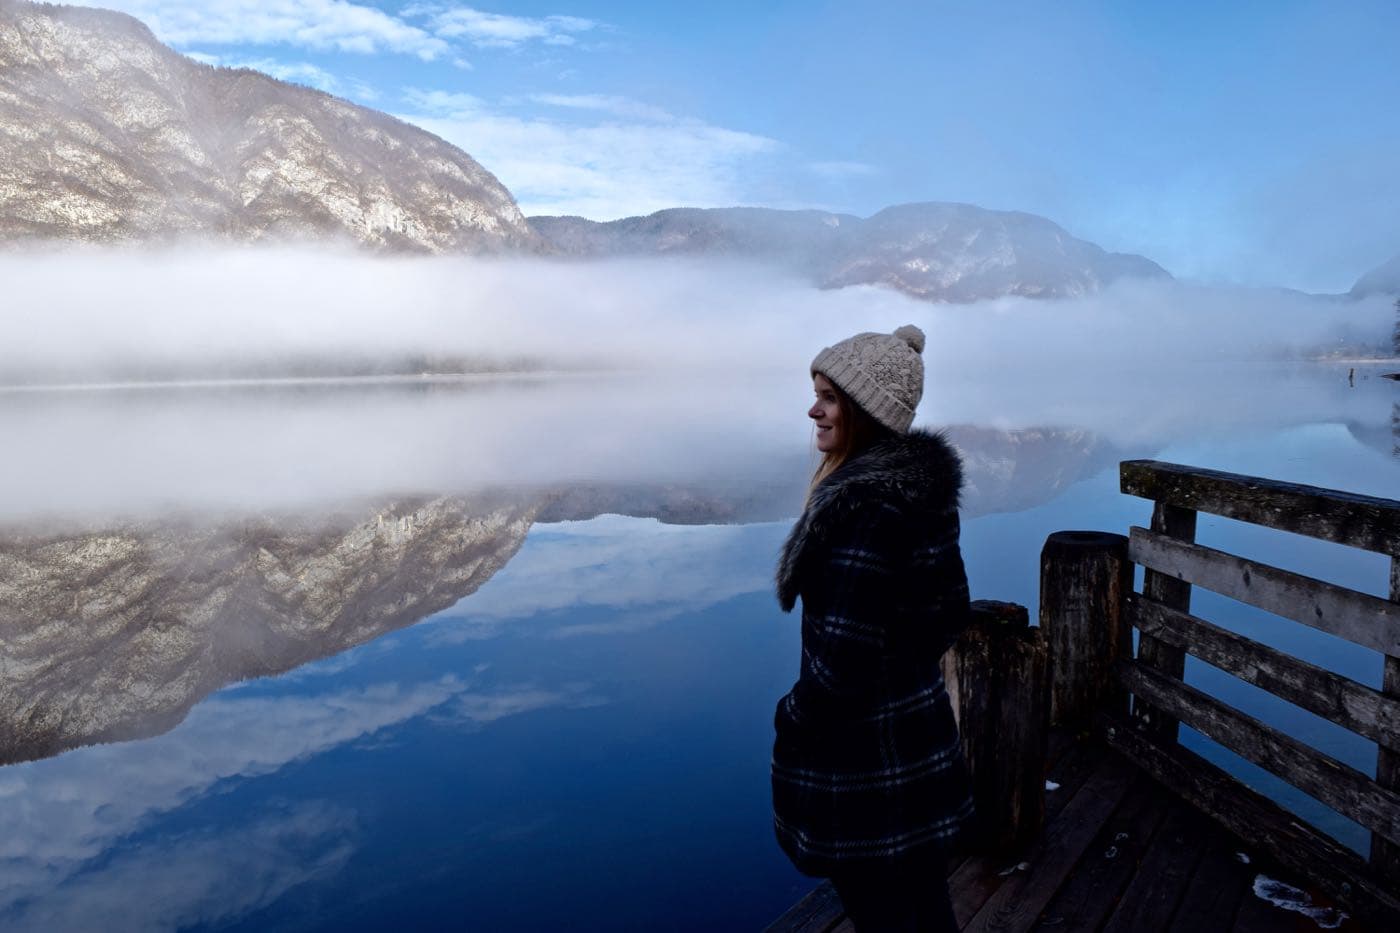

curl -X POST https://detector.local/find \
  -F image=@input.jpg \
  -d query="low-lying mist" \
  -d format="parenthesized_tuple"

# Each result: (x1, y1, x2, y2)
(2, 245, 1391, 380)
(0, 246, 1392, 522)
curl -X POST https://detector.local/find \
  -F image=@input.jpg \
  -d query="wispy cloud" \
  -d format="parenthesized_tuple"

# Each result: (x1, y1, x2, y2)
(99, 2, 603, 59)
(402, 87, 485, 114)
(526, 93, 674, 122)
(399, 92, 779, 218)
(98, 0, 451, 59)
(404, 4, 599, 49)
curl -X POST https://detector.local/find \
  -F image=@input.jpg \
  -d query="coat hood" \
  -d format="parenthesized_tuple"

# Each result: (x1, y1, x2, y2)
(776, 429, 963, 611)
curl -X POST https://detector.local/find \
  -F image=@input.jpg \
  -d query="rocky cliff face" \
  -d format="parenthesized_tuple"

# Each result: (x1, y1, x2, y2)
(531, 203, 1170, 303)
(0, 0, 539, 252)
(0, 495, 542, 763)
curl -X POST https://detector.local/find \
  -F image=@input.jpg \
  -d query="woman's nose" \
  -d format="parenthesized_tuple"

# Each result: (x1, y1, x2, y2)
(808, 402, 820, 419)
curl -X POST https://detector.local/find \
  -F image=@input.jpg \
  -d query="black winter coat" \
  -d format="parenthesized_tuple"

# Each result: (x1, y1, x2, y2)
(772, 429, 973, 877)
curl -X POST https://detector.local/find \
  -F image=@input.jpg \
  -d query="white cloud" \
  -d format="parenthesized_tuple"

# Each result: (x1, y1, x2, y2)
(428, 515, 777, 641)
(98, 0, 450, 59)
(399, 94, 779, 218)
(404, 4, 598, 49)
(528, 93, 674, 122)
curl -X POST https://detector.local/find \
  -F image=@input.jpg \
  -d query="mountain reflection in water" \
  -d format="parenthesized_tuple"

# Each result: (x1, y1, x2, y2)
(0, 424, 1117, 766)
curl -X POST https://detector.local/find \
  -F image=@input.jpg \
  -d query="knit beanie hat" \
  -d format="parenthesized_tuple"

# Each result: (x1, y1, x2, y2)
(811, 324, 925, 434)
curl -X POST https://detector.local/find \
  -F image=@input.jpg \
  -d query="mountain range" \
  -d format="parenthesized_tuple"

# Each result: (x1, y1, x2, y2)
(3, 0, 1395, 303)
(530, 204, 1170, 301)
(0, 0, 1172, 303)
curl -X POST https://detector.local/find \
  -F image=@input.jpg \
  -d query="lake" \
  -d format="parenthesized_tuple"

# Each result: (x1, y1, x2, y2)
(0, 360, 1395, 931)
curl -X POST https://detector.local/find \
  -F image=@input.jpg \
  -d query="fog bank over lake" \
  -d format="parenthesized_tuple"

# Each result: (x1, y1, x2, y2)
(2, 247, 1389, 381)
(1, 248, 1392, 522)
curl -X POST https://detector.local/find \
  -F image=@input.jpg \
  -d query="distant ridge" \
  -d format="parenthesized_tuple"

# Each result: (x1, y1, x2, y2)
(531, 203, 1171, 303)
(0, 0, 540, 252)
(1350, 251, 1400, 298)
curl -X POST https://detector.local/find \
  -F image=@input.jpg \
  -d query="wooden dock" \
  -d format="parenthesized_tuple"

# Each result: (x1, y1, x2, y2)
(768, 731, 1357, 932)
(768, 460, 1400, 931)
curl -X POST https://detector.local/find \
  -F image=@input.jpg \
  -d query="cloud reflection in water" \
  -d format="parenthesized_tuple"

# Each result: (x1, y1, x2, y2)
(0, 674, 600, 930)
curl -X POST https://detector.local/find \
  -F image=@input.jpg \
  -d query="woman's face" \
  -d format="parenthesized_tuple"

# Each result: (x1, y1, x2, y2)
(809, 373, 843, 453)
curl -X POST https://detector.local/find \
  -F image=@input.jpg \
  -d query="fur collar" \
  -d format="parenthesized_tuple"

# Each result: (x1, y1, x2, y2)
(776, 429, 963, 612)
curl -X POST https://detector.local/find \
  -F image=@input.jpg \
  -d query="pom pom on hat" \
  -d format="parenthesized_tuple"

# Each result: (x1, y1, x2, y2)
(893, 324, 925, 354)
(810, 324, 926, 434)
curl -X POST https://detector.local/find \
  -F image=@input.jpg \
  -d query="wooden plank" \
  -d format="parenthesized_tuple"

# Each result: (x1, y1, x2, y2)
(1043, 740, 1110, 824)
(1135, 503, 1197, 744)
(1120, 460, 1400, 555)
(762, 881, 843, 933)
(1034, 772, 1172, 932)
(962, 754, 1136, 933)
(1165, 821, 1253, 933)
(1119, 658, 1400, 846)
(1129, 527, 1400, 657)
(1101, 712, 1400, 927)
(1127, 593, 1400, 751)
(948, 855, 1006, 930)
(1373, 557, 1400, 885)
(1101, 804, 1211, 933)
(947, 738, 1111, 927)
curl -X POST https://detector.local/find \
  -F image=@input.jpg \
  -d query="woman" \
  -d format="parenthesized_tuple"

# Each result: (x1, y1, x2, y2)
(772, 325, 972, 932)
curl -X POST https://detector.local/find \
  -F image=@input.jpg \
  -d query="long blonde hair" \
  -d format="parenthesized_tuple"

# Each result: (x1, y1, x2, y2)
(809, 379, 895, 494)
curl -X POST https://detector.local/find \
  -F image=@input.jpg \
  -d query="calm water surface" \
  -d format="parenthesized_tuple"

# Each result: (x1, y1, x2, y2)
(0, 363, 1395, 931)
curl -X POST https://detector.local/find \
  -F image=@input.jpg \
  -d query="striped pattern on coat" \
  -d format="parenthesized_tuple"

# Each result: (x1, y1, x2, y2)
(772, 429, 973, 876)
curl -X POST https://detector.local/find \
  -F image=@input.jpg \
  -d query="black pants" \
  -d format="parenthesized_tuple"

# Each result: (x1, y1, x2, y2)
(829, 856, 957, 933)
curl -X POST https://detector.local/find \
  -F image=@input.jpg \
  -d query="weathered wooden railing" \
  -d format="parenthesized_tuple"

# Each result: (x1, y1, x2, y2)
(1044, 459, 1400, 925)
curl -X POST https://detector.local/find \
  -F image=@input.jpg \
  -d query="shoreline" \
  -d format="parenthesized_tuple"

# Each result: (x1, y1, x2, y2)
(0, 369, 607, 396)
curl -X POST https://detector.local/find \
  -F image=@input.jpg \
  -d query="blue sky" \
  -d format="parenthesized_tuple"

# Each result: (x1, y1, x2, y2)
(92, 0, 1400, 292)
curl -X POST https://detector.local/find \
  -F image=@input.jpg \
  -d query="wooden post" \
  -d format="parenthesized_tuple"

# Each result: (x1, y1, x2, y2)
(944, 599, 1049, 856)
(1040, 531, 1132, 731)
(1374, 556, 1400, 886)
(1134, 502, 1197, 742)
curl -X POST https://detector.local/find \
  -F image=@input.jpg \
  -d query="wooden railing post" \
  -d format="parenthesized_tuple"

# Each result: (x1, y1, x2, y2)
(1134, 501, 1197, 742)
(1040, 531, 1132, 731)
(943, 599, 1049, 855)
(1375, 556, 1400, 887)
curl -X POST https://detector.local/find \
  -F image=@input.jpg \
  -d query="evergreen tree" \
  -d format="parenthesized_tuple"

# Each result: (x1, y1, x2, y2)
(1393, 297, 1400, 357)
